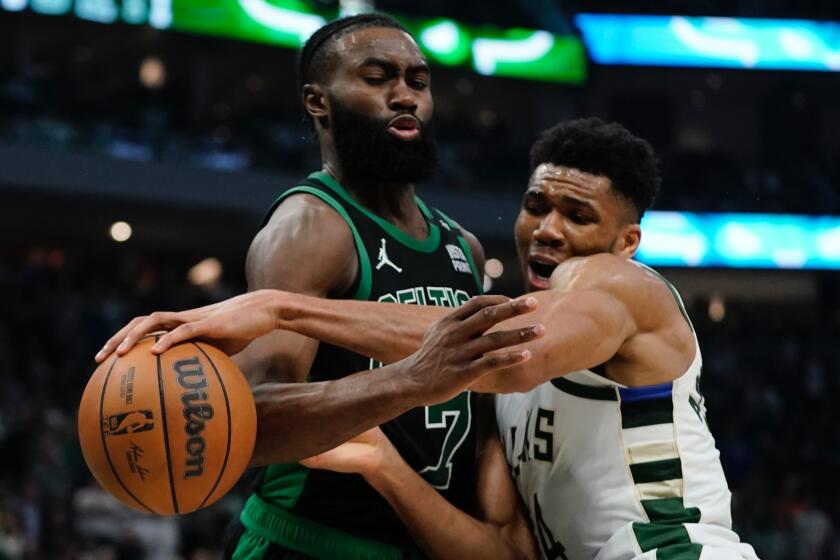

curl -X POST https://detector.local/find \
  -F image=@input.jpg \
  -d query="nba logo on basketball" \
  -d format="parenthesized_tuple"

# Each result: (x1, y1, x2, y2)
(104, 410, 155, 435)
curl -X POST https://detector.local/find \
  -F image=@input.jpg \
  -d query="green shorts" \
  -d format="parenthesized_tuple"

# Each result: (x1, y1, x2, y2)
(230, 494, 424, 560)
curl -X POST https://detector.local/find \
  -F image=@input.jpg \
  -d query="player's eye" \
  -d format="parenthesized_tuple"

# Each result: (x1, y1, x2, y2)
(409, 77, 429, 90)
(363, 76, 387, 85)
(523, 196, 549, 215)
(570, 213, 591, 224)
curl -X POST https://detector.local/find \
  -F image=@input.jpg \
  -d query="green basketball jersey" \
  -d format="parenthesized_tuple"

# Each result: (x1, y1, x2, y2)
(245, 171, 483, 556)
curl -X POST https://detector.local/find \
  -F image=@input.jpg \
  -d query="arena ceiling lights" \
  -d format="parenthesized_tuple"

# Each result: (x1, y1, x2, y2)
(576, 14, 840, 72)
(0, 0, 586, 83)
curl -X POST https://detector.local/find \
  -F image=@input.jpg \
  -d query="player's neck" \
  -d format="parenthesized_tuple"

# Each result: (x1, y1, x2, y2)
(322, 163, 427, 236)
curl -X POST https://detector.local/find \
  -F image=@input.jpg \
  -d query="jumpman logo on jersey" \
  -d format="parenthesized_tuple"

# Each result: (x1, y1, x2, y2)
(376, 238, 403, 273)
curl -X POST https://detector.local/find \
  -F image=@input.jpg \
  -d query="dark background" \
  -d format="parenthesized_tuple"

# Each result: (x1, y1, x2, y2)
(1, 1, 839, 558)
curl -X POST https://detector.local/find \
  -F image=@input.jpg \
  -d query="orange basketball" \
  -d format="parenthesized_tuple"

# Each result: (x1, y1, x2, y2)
(78, 336, 257, 515)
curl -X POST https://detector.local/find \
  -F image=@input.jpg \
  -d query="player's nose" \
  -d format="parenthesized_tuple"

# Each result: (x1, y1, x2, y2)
(388, 80, 418, 113)
(533, 212, 565, 248)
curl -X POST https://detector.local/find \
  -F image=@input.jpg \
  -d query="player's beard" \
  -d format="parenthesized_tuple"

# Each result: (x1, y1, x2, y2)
(328, 98, 438, 184)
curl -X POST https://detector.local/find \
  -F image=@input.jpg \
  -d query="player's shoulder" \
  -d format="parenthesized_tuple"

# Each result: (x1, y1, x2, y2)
(429, 208, 486, 272)
(550, 253, 631, 285)
(550, 254, 671, 302)
(246, 191, 357, 293)
(460, 227, 481, 249)
(255, 192, 353, 249)
(553, 254, 684, 334)
(459, 227, 485, 269)
(267, 190, 352, 231)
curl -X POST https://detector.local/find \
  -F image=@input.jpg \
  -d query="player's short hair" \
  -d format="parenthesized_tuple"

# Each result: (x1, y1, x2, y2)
(297, 13, 411, 96)
(529, 118, 661, 222)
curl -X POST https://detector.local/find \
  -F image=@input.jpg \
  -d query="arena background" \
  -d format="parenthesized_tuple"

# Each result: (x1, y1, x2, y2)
(1, 0, 839, 558)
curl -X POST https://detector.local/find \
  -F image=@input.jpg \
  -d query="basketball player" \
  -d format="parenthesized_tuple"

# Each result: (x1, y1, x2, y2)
(94, 13, 545, 560)
(101, 119, 758, 559)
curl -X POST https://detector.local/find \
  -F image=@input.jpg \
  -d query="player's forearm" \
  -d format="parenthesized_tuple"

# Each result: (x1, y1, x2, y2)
(470, 290, 627, 393)
(469, 325, 599, 394)
(274, 291, 445, 364)
(367, 459, 530, 560)
(249, 364, 422, 465)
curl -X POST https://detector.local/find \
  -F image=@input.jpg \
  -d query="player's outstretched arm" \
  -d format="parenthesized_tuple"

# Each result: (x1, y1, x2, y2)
(96, 290, 538, 367)
(469, 255, 641, 393)
(98, 295, 542, 464)
(97, 227, 493, 366)
(267, 223, 488, 364)
(303, 405, 537, 559)
(96, 290, 456, 364)
(251, 296, 542, 464)
(94, 194, 543, 464)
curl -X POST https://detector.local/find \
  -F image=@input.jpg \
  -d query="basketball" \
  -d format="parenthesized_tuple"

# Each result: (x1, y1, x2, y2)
(78, 336, 257, 515)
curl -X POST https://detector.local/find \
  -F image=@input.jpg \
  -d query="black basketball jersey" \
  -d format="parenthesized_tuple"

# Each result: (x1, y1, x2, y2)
(251, 171, 483, 549)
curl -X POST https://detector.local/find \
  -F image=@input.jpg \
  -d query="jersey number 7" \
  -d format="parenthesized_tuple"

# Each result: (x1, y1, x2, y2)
(418, 392, 471, 490)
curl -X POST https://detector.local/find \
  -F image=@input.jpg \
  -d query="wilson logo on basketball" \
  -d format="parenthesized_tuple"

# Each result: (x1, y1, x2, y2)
(104, 410, 155, 435)
(174, 357, 214, 479)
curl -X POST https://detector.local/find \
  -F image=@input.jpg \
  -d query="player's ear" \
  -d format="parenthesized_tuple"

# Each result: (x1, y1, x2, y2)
(614, 223, 641, 257)
(303, 84, 329, 122)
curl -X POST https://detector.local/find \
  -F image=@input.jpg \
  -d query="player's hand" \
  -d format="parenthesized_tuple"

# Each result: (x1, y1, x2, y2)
(94, 289, 285, 362)
(300, 427, 394, 478)
(399, 295, 544, 405)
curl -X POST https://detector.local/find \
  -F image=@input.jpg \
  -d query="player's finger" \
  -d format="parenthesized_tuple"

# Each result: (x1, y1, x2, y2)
(458, 296, 538, 336)
(150, 322, 200, 354)
(116, 311, 184, 355)
(467, 323, 545, 356)
(95, 316, 147, 362)
(448, 295, 511, 321)
(470, 349, 532, 373)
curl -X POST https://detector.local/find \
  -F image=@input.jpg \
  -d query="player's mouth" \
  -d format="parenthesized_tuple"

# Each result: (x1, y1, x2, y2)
(527, 255, 561, 290)
(387, 115, 421, 141)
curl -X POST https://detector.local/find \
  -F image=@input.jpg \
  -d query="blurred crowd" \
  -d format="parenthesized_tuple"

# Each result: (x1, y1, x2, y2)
(698, 297, 840, 560)
(4, 105, 839, 217)
(3, 2, 839, 559)
(0, 248, 242, 559)
(2, 24, 838, 218)
(1, 247, 839, 559)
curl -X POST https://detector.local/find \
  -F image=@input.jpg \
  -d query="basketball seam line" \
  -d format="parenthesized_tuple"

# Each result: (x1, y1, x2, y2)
(193, 342, 233, 509)
(156, 334, 180, 514)
(99, 355, 154, 513)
